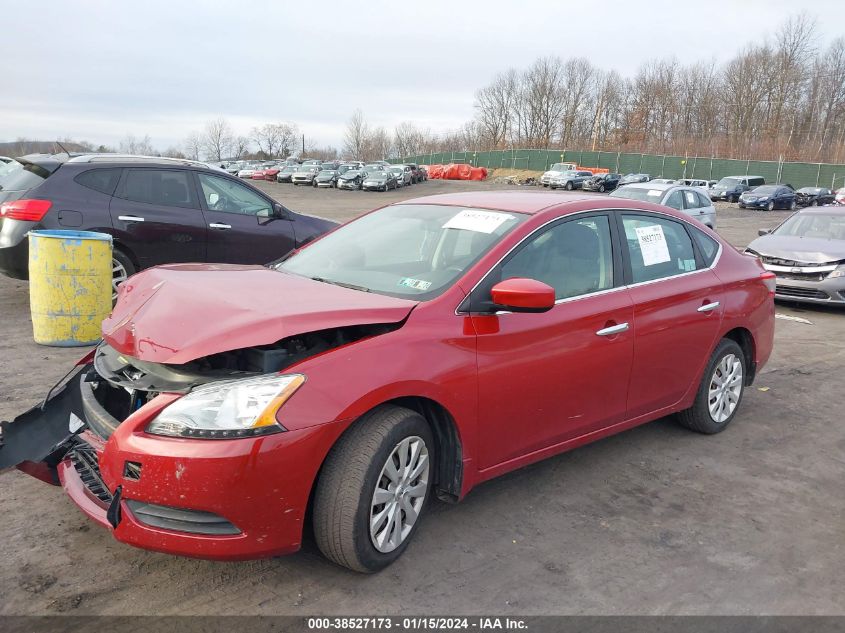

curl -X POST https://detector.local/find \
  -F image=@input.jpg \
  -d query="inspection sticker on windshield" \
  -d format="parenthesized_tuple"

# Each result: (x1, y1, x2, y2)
(635, 224, 671, 266)
(443, 209, 513, 234)
(398, 277, 432, 291)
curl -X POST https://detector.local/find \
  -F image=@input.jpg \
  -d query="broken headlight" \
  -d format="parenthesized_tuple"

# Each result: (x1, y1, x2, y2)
(145, 374, 305, 439)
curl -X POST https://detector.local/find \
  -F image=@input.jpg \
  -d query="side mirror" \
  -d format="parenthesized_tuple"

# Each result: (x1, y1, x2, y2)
(490, 278, 555, 313)
(758, 228, 772, 236)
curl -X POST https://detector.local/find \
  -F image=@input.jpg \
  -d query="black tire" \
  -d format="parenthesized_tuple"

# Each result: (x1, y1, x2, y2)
(313, 405, 435, 573)
(676, 338, 747, 434)
(565, 181, 574, 191)
(790, 199, 797, 210)
(599, 184, 606, 193)
(811, 199, 818, 206)
(767, 201, 775, 211)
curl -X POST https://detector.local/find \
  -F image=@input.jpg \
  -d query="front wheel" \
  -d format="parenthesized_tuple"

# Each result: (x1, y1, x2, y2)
(767, 201, 775, 211)
(676, 338, 746, 434)
(789, 199, 797, 210)
(598, 184, 606, 193)
(565, 182, 574, 191)
(313, 405, 434, 572)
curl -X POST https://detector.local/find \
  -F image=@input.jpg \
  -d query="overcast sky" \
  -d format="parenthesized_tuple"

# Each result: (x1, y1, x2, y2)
(2, 0, 844, 152)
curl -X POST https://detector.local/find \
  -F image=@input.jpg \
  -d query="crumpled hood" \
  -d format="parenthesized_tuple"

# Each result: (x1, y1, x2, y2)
(102, 264, 418, 364)
(747, 235, 845, 263)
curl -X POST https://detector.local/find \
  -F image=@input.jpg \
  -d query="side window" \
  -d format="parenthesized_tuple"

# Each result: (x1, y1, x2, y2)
(197, 173, 272, 216)
(683, 190, 701, 209)
(622, 214, 698, 283)
(690, 226, 720, 266)
(119, 169, 196, 209)
(696, 191, 711, 208)
(664, 190, 684, 210)
(74, 168, 121, 195)
(500, 216, 614, 300)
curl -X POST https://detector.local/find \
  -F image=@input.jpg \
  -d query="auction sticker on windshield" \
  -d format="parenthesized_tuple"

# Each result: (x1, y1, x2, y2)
(443, 209, 514, 234)
(635, 224, 671, 266)
(398, 277, 432, 291)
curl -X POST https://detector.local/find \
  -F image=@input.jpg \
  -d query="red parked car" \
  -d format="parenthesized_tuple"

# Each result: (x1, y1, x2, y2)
(1, 192, 775, 572)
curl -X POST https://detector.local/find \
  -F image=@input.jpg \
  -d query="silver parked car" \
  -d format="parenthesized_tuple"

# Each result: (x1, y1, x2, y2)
(745, 207, 845, 305)
(610, 182, 717, 229)
(388, 165, 413, 187)
(291, 165, 321, 185)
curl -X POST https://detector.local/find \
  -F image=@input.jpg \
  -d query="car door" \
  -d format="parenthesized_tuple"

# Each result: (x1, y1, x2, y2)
(472, 213, 634, 470)
(194, 171, 297, 265)
(680, 188, 715, 227)
(109, 168, 206, 268)
(618, 212, 724, 419)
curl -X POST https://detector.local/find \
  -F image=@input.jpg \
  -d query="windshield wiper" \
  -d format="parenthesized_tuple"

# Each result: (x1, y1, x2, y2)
(310, 277, 371, 292)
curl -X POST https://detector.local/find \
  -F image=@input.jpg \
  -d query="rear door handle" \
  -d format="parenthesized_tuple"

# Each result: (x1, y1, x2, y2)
(697, 301, 720, 313)
(209, 223, 231, 230)
(596, 322, 629, 336)
(118, 215, 145, 222)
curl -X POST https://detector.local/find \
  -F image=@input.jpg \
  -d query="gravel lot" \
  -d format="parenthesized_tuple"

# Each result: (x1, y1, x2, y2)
(1, 180, 843, 615)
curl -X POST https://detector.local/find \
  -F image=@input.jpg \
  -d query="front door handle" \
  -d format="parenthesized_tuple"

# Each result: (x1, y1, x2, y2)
(596, 322, 629, 336)
(697, 301, 721, 313)
(209, 223, 231, 230)
(118, 215, 145, 222)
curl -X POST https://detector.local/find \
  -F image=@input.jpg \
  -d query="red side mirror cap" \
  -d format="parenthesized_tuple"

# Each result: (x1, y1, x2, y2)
(490, 278, 555, 313)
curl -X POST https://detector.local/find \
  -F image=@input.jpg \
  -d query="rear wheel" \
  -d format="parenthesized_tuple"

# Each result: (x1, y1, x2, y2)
(811, 199, 819, 206)
(112, 248, 135, 301)
(676, 338, 746, 434)
(565, 182, 574, 191)
(313, 405, 434, 573)
(789, 199, 797, 210)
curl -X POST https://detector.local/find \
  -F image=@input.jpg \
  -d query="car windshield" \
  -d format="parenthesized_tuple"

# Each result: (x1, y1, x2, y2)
(365, 170, 386, 178)
(277, 204, 526, 299)
(364, 165, 383, 171)
(549, 163, 568, 172)
(341, 170, 360, 178)
(751, 185, 778, 195)
(283, 166, 297, 173)
(798, 187, 822, 194)
(716, 177, 741, 187)
(609, 187, 664, 202)
(773, 213, 845, 240)
(389, 168, 403, 174)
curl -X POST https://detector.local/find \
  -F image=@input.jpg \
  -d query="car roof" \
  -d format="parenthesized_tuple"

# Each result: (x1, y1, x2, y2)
(619, 182, 675, 192)
(798, 206, 845, 216)
(396, 191, 703, 223)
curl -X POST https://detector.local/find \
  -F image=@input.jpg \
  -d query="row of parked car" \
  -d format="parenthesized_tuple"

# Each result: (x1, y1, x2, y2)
(222, 158, 428, 192)
(539, 163, 845, 211)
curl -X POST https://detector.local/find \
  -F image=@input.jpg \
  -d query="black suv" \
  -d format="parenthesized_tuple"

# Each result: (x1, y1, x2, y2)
(0, 154, 335, 292)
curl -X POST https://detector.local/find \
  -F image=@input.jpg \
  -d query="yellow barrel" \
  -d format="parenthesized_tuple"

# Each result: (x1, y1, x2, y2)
(28, 230, 113, 346)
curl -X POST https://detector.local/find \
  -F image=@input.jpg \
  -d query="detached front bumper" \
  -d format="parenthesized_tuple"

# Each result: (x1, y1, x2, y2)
(2, 365, 342, 561)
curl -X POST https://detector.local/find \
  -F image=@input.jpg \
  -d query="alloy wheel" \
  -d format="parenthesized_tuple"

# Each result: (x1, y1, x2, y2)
(112, 258, 128, 301)
(369, 435, 430, 553)
(708, 353, 743, 424)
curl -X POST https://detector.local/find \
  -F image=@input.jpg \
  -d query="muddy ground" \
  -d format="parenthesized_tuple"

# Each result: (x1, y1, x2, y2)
(1, 180, 843, 615)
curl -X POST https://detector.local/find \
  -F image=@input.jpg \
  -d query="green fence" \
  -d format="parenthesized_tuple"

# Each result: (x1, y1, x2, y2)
(392, 149, 845, 190)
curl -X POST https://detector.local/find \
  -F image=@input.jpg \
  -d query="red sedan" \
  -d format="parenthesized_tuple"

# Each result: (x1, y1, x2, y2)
(1, 192, 775, 572)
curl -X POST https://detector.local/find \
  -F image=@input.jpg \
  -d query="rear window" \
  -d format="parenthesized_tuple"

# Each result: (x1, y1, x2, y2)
(74, 168, 121, 195)
(0, 161, 49, 193)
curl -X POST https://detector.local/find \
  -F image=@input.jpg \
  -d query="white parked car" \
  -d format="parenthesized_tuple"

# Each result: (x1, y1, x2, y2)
(610, 182, 717, 229)
(540, 162, 578, 186)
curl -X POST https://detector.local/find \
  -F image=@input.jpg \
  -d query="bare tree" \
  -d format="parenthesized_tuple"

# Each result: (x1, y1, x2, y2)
(183, 132, 202, 160)
(343, 110, 370, 160)
(201, 118, 235, 161)
(119, 134, 156, 155)
(251, 122, 299, 158)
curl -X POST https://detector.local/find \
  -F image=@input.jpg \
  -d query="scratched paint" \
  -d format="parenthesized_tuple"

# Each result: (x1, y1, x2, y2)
(28, 230, 113, 346)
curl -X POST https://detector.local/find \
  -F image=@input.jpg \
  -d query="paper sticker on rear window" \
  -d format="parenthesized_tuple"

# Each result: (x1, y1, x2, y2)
(443, 209, 513, 234)
(635, 225, 671, 266)
(647, 190, 662, 197)
(398, 277, 432, 291)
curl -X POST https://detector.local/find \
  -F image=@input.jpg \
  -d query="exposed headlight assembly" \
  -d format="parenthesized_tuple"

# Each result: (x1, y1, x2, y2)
(827, 265, 845, 279)
(146, 374, 305, 439)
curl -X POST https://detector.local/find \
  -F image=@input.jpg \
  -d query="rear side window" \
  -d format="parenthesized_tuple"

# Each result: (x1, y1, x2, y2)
(74, 168, 121, 195)
(0, 161, 48, 192)
(683, 190, 701, 209)
(622, 214, 698, 283)
(119, 169, 197, 209)
(690, 227, 720, 266)
(696, 192, 711, 207)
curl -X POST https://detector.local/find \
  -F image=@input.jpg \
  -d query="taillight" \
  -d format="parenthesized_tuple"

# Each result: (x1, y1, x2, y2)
(0, 199, 52, 221)
(760, 271, 777, 296)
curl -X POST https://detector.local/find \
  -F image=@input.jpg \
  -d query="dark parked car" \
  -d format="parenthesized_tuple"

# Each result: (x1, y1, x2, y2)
(0, 154, 335, 295)
(362, 169, 398, 191)
(276, 165, 300, 183)
(405, 163, 425, 183)
(795, 187, 835, 207)
(710, 176, 765, 203)
(746, 206, 845, 305)
(314, 169, 339, 188)
(738, 185, 796, 211)
(337, 169, 364, 190)
(581, 173, 622, 193)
